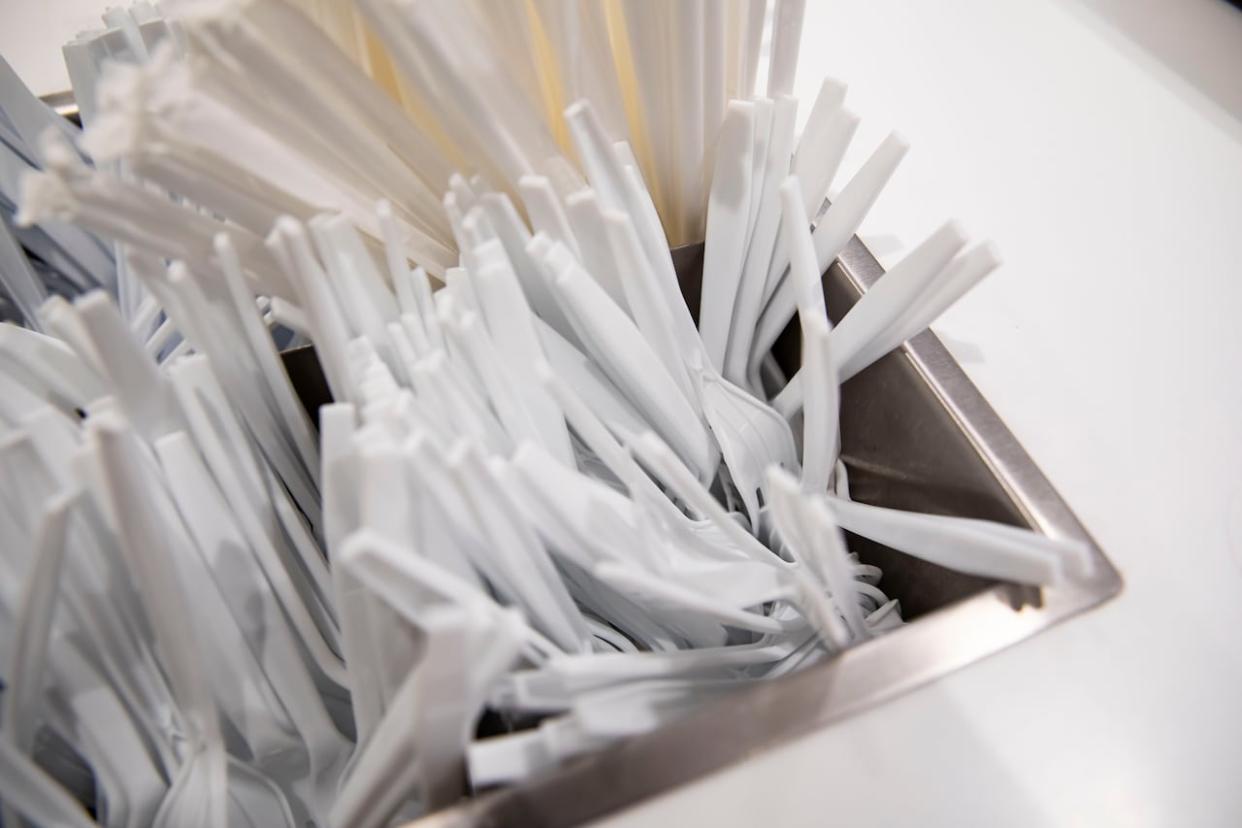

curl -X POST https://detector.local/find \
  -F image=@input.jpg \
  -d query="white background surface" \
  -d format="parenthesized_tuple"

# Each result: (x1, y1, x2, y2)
(4, 0, 1242, 824)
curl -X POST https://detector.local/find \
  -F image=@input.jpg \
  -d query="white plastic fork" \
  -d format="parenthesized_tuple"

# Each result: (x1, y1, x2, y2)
(543, 245, 715, 478)
(699, 100, 756, 372)
(155, 430, 349, 814)
(825, 494, 1078, 585)
(763, 469, 855, 648)
(468, 239, 574, 464)
(89, 417, 229, 828)
(750, 132, 909, 377)
(799, 315, 840, 494)
(167, 356, 345, 685)
(845, 241, 1002, 377)
(447, 441, 592, 653)
(772, 220, 968, 417)
(724, 95, 798, 385)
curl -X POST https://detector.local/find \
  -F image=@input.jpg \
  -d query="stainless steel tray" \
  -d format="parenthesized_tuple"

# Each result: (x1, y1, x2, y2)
(283, 236, 1122, 828)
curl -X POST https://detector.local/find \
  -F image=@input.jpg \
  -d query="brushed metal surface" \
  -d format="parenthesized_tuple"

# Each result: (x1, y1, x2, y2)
(282, 237, 1122, 828)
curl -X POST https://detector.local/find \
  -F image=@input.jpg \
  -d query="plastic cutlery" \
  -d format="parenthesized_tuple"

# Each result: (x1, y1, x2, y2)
(699, 100, 756, 371)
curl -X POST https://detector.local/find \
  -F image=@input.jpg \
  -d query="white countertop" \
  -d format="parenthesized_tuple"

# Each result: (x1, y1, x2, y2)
(5, 1, 1242, 823)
